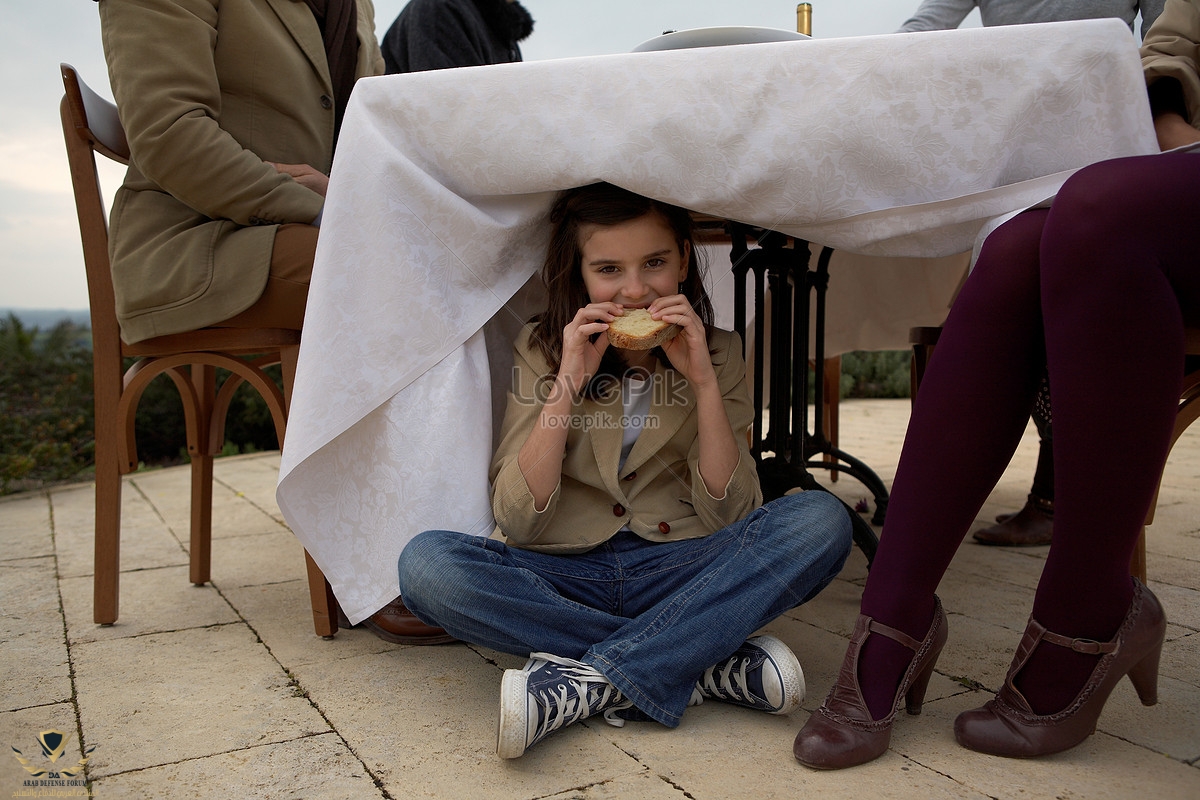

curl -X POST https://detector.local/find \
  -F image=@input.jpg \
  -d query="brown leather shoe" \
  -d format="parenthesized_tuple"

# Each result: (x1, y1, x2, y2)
(360, 597, 456, 645)
(793, 596, 948, 770)
(973, 495, 1053, 546)
(954, 579, 1165, 758)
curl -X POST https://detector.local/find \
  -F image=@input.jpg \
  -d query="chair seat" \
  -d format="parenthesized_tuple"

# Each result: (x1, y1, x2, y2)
(123, 327, 302, 359)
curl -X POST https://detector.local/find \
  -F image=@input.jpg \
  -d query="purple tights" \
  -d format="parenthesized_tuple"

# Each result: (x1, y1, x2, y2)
(857, 152, 1200, 719)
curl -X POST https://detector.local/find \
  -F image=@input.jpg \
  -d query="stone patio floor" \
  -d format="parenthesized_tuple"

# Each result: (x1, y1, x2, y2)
(2, 398, 1198, 798)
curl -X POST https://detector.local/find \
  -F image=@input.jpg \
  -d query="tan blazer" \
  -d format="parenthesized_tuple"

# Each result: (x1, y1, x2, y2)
(490, 324, 764, 553)
(1142, 0, 1200, 125)
(99, 0, 385, 343)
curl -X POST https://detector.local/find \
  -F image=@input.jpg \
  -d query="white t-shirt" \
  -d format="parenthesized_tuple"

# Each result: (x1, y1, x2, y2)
(619, 373, 655, 472)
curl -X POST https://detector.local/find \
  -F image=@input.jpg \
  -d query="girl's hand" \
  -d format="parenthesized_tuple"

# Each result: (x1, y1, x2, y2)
(558, 302, 620, 395)
(650, 295, 716, 388)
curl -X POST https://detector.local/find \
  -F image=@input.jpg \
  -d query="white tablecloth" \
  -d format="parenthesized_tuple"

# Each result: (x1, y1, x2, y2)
(277, 19, 1157, 623)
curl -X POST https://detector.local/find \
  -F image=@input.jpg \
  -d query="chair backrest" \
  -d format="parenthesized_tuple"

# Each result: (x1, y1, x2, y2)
(59, 63, 127, 369)
(62, 64, 129, 162)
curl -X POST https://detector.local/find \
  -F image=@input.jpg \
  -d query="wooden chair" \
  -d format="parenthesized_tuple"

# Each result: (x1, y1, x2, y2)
(1133, 327, 1200, 580)
(59, 63, 339, 637)
(909, 324, 1200, 580)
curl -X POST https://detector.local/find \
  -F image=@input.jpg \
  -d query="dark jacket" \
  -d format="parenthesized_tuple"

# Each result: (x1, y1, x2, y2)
(382, 0, 534, 73)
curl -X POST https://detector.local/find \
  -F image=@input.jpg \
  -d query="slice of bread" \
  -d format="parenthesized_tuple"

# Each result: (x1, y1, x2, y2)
(607, 308, 679, 350)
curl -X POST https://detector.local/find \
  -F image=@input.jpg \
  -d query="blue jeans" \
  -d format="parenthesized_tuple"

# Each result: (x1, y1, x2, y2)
(397, 490, 851, 727)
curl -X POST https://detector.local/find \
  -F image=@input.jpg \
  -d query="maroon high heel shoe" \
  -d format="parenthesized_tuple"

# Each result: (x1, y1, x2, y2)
(954, 578, 1165, 758)
(794, 596, 948, 770)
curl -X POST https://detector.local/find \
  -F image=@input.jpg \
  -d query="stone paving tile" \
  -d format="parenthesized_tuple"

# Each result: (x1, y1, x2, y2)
(781, 567, 865, 640)
(131, 466, 283, 541)
(51, 480, 189, 581)
(91, 733, 381, 800)
(611, 679, 991, 799)
(539, 770, 701, 799)
(938, 568, 1044, 636)
(614, 707, 984, 800)
(1, 556, 72, 711)
(224, 579, 397, 667)
(1, 482, 70, 714)
(0, 492, 53, 561)
(1148, 550, 1200, 594)
(896, 693, 1200, 800)
(1162, 630, 1200, 690)
(207, 528, 309, 589)
(289, 645, 649, 800)
(1, 703, 86, 793)
(72, 624, 331, 780)
(211, 453, 287, 522)
(1098, 673, 1200, 762)
(1155, 582, 1200, 632)
(942, 542, 1049, 594)
(60, 565, 239, 645)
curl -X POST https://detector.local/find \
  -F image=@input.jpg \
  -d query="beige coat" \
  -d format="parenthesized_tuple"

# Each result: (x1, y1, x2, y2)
(1142, 0, 1200, 124)
(490, 324, 764, 553)
(99, 0, 384, 343)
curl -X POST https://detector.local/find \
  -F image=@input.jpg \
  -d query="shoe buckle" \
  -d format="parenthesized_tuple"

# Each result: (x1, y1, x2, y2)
(1068, 638, 1114, 655)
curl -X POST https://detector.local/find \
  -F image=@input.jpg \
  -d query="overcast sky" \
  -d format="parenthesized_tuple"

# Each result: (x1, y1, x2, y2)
(3, 0, 970, 312)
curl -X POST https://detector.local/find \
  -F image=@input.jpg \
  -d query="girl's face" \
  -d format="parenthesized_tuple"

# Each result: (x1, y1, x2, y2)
(578, 212, 690, 308)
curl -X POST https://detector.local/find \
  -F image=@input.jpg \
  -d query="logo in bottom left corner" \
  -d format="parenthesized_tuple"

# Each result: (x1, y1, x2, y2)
(10, 729, 96, 786)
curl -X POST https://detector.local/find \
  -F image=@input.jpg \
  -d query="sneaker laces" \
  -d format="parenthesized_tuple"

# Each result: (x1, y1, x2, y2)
(698, 654, 761, 706)
(525, 653, 634, 733)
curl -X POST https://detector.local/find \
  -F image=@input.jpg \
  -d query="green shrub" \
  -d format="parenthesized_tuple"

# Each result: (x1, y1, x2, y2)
(839, 350, 911, 399)
(122, 364, 284, 466)
(0, 314, 95, 493)
(0, 313, 285, 495)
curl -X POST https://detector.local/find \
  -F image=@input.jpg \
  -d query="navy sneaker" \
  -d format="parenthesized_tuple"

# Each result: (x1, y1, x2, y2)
(497, 653, 633, 758)
(692, 635, 805, 715)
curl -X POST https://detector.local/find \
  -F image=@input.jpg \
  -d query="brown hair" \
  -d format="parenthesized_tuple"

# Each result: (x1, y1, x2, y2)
(529, 183, 714, 393)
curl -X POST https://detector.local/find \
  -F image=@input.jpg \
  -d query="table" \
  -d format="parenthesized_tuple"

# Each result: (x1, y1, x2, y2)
(277, 19, 1157, 624)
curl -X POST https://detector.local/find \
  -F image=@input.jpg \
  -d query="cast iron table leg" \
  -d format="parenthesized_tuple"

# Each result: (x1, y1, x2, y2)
(728, 224, 884, 566)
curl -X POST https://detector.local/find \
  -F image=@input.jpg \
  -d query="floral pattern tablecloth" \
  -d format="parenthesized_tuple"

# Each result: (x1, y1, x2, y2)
(277, 20, 1157, 623)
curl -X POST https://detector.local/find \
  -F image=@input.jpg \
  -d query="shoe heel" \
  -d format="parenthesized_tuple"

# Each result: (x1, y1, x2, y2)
(904, 657, 937, 716)
(497, 669, 530, 759)
(1126, 640, 1163, 707)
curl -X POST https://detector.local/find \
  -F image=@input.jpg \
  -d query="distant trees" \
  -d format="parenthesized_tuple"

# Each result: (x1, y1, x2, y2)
(838, 350, 913, 399)
(0, 314, 283, 495)
(0, 314, 95, 493)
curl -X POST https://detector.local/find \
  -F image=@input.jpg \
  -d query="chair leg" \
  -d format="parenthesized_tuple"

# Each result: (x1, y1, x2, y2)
(187, 364, 217, 585)
(93, 354, 124, 625)
(305, 550, 339, 637)
(280, 344, 299, 412)
(93, 433, 122, 625)
(1130, 527, 1148, 584)
(189, 454, 214, 585)
(909, 326, 942, 408)
(279, 345, 336, 637)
